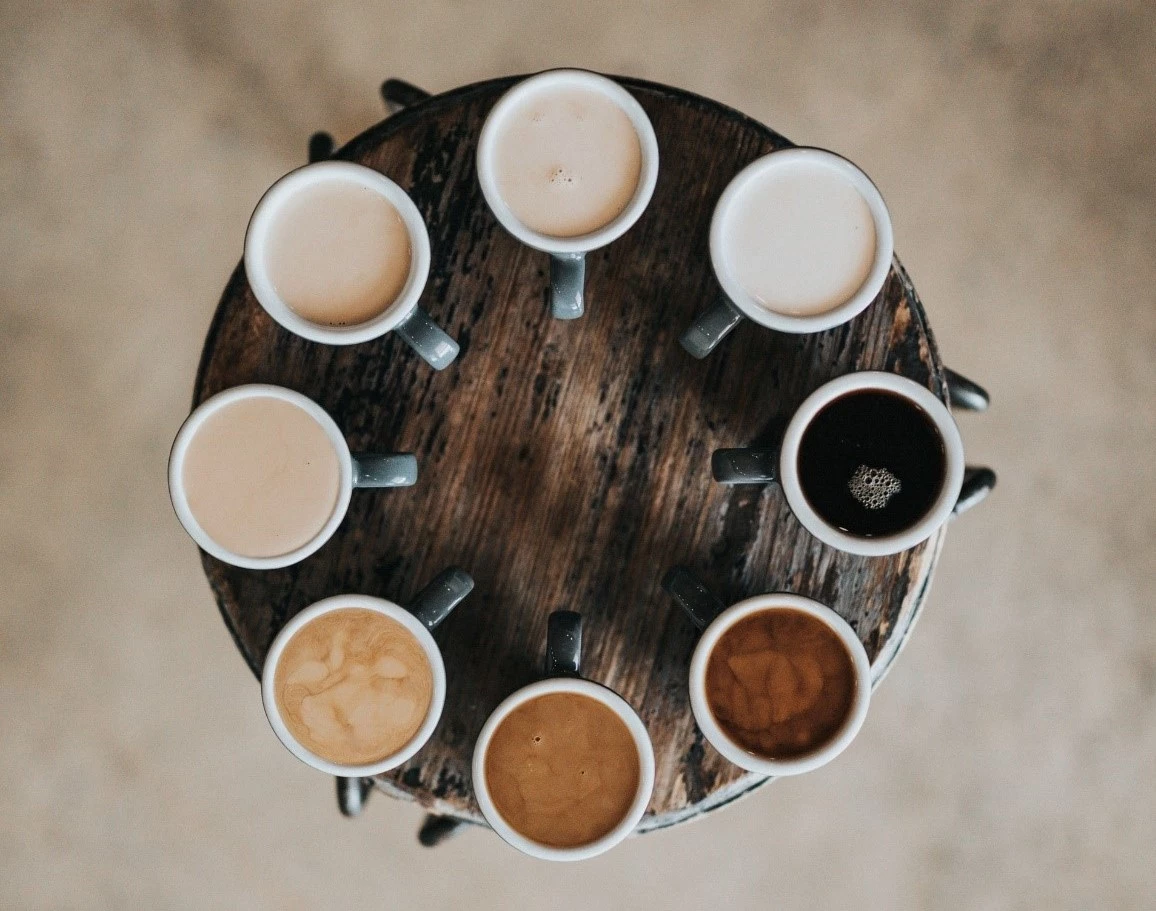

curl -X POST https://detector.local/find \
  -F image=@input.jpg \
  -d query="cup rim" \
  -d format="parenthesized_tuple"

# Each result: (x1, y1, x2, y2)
(708, 147, 894, 334)
(688, 593, 872, 777)
(243, 161, 432, 345)
(167, 384, 353, 570)
(777, 371, 965, 556)
(471, 677, 656, 861)
(475, 68, 660, 255)
(260, 594, 448, 777)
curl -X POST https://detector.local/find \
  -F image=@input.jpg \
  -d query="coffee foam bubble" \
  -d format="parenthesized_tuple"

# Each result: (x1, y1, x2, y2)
(848, 464, 901, 510)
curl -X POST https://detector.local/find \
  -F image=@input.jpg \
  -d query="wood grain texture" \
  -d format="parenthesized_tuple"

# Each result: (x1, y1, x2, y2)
(193, 76, 948, 830)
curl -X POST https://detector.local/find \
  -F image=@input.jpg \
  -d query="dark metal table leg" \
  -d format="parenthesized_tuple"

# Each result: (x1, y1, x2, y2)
(381, 78, 432, 113)
(945, 368, 991, 412)
(336, 776, 373, 817)
(953, 466, 998, 516)
(418, 814, 467, 847)
(308, 131, 335, 163)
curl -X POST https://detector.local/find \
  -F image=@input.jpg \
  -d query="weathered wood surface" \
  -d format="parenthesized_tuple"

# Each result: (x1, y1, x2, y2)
(194, 76, 948, 831)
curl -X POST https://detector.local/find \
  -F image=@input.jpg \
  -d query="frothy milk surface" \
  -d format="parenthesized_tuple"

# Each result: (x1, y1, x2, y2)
(274, 608, 434, 767)
(181, 396, 341, 558)
(265, 178, 412, 326)
(492, 86, 642, 238)
(722, 159, 877, 316)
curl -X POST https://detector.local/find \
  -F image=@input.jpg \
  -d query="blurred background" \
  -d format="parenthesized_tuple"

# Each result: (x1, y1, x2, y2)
(1, 0, 1153, 908)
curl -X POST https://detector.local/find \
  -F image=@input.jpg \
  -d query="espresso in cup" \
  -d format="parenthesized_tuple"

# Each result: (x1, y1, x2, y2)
(663, 568, 871, 776)
(472, 611, 655, 861)
(169, 384, 417, 569)
(798, 388, 947, 538)
(712, 371, 967, 557)
(483, 691, 642, 848)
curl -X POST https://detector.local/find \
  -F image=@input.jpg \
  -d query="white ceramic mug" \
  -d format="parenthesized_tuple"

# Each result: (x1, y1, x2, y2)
(681, 147, 894, 357)
(712, 371, 967, 557)
(244, 161, 459, 369)
(472, 611, 656, 861)
(262, 571, 473, 777)
(168, 384, 417, 570)
(476, 69, 660, 320)
(663, 568, 871, 776)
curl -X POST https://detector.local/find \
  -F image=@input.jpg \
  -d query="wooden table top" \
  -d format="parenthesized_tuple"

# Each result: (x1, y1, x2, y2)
(194, 75, 948, 831)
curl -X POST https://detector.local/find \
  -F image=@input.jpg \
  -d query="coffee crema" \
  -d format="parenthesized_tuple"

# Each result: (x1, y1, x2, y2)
(797, 389, 946, 538)
(484, 692, 640, 848)
(492, 85, 642, 238)
(181, 395, 341, 558)
(274, 608, 433, 767)
(722, 158, 876, 316)
(705, 609, 857, 760)
(265, 178, 412, 326)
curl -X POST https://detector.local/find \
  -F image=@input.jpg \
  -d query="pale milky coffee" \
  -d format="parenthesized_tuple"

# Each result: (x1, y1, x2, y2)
(492, 86, 642, 238)
(274, 608, 434, 767)
(265, 178, 412, 326)
(723, 158, 877, 317)
(181, 395, 341, 559)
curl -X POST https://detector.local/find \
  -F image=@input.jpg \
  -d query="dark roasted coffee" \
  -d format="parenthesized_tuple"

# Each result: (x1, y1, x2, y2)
(797, 389, 946, 537)
(705, 608, 857, 760)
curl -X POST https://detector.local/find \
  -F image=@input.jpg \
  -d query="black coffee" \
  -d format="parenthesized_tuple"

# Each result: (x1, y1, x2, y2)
(797, 390, 945, 537)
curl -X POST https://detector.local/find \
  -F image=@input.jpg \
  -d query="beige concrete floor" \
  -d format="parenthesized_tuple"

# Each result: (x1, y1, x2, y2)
(2, 0, 1154, 908)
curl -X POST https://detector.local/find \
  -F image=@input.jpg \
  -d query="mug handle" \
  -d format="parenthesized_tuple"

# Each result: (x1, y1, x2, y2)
(546, 610, 582, 677)
(551, 253, 585, 320)
(351, 453, 418, 488)
(406, 567, 475, 631)
(661, 566, 726, 631)
(395, 306, 460, 371)
(679, 296, 744, 359)
(712, 447, 779, 485)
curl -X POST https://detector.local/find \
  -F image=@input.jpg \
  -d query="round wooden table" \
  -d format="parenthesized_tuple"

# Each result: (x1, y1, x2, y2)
(193, 75, 989, 840)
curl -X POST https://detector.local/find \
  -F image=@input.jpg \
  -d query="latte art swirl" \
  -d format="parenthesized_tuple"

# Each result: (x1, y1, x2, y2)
(274, 608, 433, 766)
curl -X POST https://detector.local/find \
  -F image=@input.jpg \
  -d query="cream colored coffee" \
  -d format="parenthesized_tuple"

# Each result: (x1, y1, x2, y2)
(274, 608, 434, 767)
(723, 159, 877, 316)
(492, 85, 642, 237)
(484, 692, 640, 848)
(181, 396, 341, 558)
(265, 178, 412, 326)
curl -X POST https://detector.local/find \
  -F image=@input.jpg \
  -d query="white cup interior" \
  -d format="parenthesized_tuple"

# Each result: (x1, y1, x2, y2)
(688, 593, 872, 777)
(709, 147, 894, 333)
(779, 371, 965, 556)
(472, 677, 656, 861)
(476, 69, 660, 255)
(167, 384, 353, 570)
(243, 161, 431, 345)
(260, 594, 447, 777)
